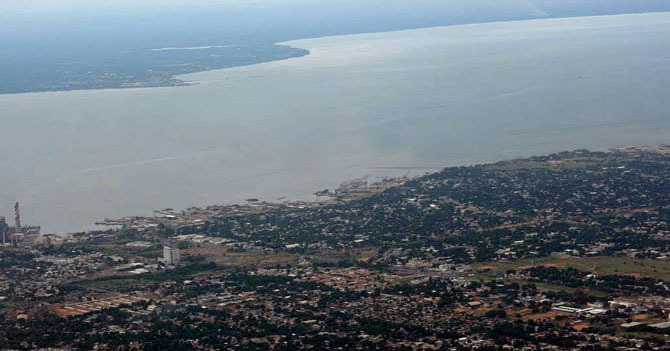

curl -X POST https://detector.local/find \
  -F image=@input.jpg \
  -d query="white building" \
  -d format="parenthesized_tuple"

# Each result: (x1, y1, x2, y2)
(163, 246, 180, 265)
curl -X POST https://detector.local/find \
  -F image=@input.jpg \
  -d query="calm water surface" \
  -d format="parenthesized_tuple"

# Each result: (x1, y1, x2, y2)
(1, 13, 669, 233)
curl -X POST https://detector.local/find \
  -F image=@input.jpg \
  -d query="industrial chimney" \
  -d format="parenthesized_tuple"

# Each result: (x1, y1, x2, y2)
(0, 216, 6, 244)
(14, 202, 21, 233)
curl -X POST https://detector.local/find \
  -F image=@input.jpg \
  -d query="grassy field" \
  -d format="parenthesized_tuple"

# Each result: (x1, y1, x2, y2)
(476, 255, 670, 281)
(182, 246, 303, 267)
(69, 263, 228, 291)
(355, 248, 378, 262)
(470, 270, 608, 297)
(72, 276, 153, 291)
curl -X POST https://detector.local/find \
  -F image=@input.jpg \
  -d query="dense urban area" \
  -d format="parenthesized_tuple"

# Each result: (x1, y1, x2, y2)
(2, 145, 670, 350)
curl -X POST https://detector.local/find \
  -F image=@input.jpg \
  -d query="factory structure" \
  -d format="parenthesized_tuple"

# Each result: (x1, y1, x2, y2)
(1, 202, 40, 247)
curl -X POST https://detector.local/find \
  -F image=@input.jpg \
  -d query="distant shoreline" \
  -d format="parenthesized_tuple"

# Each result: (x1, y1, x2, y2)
(3, 12, 670, 96)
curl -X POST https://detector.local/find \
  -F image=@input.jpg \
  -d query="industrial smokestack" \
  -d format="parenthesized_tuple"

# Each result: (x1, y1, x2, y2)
(14, 202, 21, 233)
(0, 216, 5, 244)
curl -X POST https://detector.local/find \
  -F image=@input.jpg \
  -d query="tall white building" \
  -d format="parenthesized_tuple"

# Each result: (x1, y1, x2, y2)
(163, 245, 180, 265)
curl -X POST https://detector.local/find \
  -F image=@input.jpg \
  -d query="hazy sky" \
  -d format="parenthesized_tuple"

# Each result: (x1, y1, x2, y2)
(0, 0, 278, 23)
(0, 0, 547, 20)
(4, 0, 669, 27)
(2, 0, 340, 16)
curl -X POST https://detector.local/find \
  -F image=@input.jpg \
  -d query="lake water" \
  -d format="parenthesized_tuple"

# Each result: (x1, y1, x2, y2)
(1, 13, 669, 234)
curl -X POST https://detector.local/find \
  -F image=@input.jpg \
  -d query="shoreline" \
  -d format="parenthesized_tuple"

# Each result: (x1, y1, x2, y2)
(73, 144, 669, 237)
(3, 12, 669, 235)
(2, 12, 669, 97)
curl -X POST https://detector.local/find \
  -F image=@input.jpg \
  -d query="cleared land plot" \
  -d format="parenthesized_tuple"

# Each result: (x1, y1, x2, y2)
(476, 255, 670, 282)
